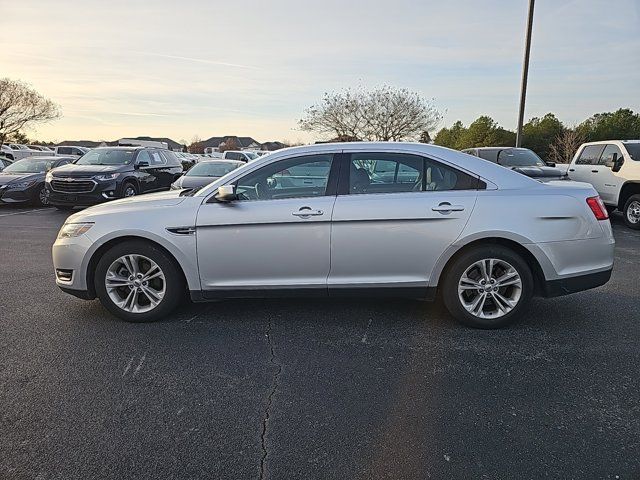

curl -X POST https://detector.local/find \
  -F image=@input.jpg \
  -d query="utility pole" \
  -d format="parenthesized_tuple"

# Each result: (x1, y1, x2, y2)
(516, 0, 535, 147)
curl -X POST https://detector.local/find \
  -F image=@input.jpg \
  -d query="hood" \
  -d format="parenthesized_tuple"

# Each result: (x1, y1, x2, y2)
(175, 175, 220, 189)
(50, 163, 129, 177)
(0, 172, 44, 186)
(73, 189, 188, 218)
(510, 165, 567, 180)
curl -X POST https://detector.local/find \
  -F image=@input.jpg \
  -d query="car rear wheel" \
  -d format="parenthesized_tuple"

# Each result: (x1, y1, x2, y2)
(94, 240, 184, 322)
(623, 194, 640, 230)
(442, 245, 534, 329)
(122, 182, 137, 198)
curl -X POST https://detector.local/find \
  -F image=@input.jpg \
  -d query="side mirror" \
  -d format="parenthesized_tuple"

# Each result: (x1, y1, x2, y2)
(546, 161, 556, 167)
(136, 160, 150, 169)
(611, 153, 624, 172)
(215, 184, 237, 202)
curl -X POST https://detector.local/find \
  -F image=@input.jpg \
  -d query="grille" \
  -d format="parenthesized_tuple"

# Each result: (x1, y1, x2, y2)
(51, 179, 96, 193)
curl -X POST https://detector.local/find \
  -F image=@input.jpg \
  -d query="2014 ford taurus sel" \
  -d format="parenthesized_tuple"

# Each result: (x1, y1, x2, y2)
(52, 142, 615, 328)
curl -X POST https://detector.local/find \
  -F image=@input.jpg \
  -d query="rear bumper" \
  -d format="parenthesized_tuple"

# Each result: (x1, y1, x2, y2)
(542, 267, 612, 298)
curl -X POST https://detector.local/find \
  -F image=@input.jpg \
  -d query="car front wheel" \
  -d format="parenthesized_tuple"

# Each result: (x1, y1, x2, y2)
(122, 182, 137, 198)
(34, 185, 50, 206)
(442, 245, 534, 329)
(94, 240, 184, 322)
(623, 194, 640, 230)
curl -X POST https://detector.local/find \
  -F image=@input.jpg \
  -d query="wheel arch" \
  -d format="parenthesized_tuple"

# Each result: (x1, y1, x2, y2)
(432, 236, 548, 296)
(617, 181, 640, 211)
(85, 235, 191, 299)
(119, 176, 140, 195)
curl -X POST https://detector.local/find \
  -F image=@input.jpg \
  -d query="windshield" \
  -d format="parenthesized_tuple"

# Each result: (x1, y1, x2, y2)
(624, 143, 640, 161)
(246, 152, 259, 160)
(497, 149, 546, 167)
(186, 161, 241, 177)
(3, 158, 56, 173)
(75, 149, 136, 165)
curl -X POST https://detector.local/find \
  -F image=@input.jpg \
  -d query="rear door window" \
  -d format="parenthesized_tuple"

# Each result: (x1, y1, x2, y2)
(347, 152, 480, 194)
(576, 145, 605, 165)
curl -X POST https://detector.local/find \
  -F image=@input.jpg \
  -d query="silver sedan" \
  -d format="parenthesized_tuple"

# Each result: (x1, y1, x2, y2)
(52, 142, 614, 328)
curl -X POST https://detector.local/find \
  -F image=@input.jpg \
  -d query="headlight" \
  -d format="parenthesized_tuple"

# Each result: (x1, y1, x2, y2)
(9, 179, 37, 189)
(93, 173, 120, 181)
(57, 222, 94, 239)
(45, 172, 53, 182)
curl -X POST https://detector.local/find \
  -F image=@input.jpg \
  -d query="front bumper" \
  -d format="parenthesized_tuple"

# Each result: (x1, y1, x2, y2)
(52, 233, 95, 295)
(0, 185, 38, 204)
(47, 180, 119, 206)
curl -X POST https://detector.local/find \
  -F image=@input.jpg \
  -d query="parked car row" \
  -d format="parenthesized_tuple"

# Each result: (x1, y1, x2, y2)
(1, 144, 89, 161)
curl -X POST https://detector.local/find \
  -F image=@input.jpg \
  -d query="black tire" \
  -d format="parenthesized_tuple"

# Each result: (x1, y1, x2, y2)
(121, 182, 138, 198)
(32, 184, 50, 207)
(55, 205, 74, 211)
(94, 240, 184, 322)
(622, 194, 640, 230)
(442, 245, 534, 329)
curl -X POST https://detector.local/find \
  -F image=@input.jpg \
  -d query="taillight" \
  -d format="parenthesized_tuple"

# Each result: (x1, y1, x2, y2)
(586, 196, 609, 220)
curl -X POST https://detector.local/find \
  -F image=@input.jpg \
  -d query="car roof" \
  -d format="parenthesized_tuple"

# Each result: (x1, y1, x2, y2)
(13, 156, 74, 162)
(467, 147, 530, 152)
(580, 140, 640, 145)
(199, 159, 243, 164)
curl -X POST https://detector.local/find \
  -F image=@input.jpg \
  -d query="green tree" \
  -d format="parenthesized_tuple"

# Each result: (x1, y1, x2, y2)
(521, 113, 564, 160)
(577, 108, 640, 141)
(456, 116, 515, 149)
(434, 120, 466, 148)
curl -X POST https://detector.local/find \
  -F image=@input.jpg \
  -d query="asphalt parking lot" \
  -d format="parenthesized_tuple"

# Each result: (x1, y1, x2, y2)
(1, 206, 639, 480)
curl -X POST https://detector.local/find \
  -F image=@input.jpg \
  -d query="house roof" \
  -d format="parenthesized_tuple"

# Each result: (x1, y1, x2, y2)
(201, 135, 261, 149)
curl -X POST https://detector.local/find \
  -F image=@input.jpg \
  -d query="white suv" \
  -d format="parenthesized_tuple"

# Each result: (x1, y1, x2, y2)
(568, 140, 640, 229)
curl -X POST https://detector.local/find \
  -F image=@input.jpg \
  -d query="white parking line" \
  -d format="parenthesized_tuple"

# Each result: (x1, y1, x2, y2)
(0, 208, 51, 218)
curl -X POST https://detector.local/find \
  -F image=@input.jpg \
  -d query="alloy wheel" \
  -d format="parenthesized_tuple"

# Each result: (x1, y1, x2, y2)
(39, 187, 50, 205)
(105, 254, 165, 313)
(627, 200, 640, 224)
(124, 186, 136, 197)
(458, 258, 523, 319)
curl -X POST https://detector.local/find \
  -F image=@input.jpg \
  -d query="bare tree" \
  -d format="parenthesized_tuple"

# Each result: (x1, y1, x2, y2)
(188, 135, 204, 154)
(298, 85, 442, 142)
(0, 78, 61, 145)
(219, 137, 240, 152)
(548, 128, 585, 164)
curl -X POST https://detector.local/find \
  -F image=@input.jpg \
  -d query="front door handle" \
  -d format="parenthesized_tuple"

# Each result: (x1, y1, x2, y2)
(432, 203, 465, 213)
(568, 168, 575, 172)
(292, 207, 324, 218)
(591, 170, 599, 173)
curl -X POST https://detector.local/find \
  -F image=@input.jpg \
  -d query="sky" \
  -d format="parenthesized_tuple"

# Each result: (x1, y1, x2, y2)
(1, 0, 639, 144)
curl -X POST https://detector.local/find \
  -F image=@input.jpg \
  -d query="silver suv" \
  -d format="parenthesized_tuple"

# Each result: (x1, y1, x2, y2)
(52, 142, 614, 329)
(568, 140, 640, 229)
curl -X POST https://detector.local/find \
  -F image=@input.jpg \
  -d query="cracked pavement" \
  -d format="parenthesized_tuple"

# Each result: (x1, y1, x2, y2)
(1, 207, 639, 479)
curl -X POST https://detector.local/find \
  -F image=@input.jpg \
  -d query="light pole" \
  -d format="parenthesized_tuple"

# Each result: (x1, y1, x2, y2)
(516, 0, 535, 147)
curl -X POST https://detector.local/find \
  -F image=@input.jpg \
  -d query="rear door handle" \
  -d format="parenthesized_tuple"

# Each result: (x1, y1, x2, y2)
(591, 170, 599, 173)
(292, 207, 324, 218)
(568, 168, 575, 172)
(432, 203, 465, 213)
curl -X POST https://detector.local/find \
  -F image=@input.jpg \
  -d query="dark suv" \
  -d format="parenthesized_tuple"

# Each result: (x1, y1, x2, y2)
(46, 147, 183, 209)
